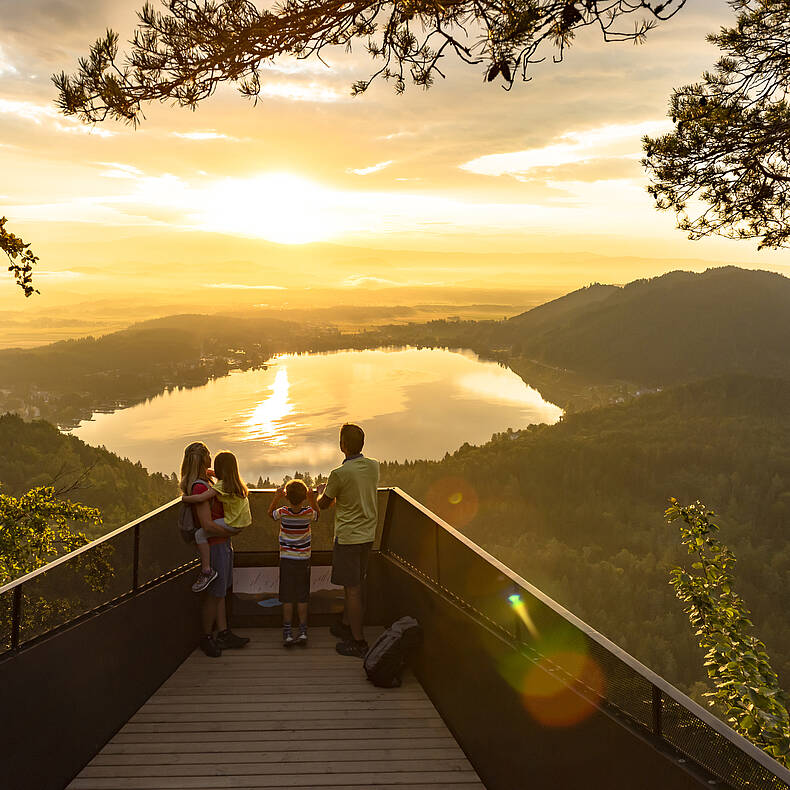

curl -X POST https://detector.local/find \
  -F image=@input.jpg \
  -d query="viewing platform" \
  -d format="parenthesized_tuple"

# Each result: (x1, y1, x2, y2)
(3, 489, 790, 790)
(68, 628, 484, 788)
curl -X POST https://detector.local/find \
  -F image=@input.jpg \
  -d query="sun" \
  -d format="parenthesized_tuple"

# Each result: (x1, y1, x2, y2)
(195, 172, 338, 244)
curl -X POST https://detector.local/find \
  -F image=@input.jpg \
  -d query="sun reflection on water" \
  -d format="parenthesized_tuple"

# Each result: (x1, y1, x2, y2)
(241, 367, 295, 445)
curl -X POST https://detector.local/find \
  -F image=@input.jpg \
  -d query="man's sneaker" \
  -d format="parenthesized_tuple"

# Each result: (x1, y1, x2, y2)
(336, 639, 369, 658)
(216, 630, 250, 649)
(297, 627, 308, 646)
(199, 634, 221, 658)
(191, 568, 218, 593)
(283, 628, 296, 647)
(330, 621, 352, 641)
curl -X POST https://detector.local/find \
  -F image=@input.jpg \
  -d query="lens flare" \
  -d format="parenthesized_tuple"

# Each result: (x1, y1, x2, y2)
(496, 622, 605, 729)
(522, 651, 605, 728)
(508, 593, 539, 639)
(426, 476, 479, 527)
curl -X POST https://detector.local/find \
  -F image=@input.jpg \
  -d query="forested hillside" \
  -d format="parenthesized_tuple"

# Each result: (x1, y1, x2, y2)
(380, 375, 790, 695)
(496, 267, 790, 383)
(0, 414, 178, 531)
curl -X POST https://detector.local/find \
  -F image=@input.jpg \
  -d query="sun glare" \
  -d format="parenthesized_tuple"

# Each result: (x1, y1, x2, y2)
(195, 172, 338, 244)
(242, 366, 294, 442)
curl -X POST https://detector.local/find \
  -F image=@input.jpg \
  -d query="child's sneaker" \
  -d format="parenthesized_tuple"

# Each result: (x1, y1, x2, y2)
(297, 626, 308, 646)
(192, 568, 218, 593)
(283, 625, 295, 647)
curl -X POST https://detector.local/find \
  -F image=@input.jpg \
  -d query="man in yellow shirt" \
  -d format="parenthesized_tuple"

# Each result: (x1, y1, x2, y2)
(318, 423, 379, 657)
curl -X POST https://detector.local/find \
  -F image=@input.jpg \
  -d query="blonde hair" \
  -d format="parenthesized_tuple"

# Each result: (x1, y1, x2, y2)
(213, 451, 248, 498)
(180, 441, 210, 495)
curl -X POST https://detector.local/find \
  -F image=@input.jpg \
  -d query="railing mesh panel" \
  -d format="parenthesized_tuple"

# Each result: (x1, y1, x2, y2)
(584, 637, 655, 730)
(0, 589, 13, 654)
(18, 530, 134, 644)
(662, 695, 788, 790)
(138, 508, 197, 586)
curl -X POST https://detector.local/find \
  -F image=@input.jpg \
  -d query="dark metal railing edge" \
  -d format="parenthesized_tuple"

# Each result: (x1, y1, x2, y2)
(0, 560, 198, 662)
(0, 496, 184, 597)
(385, 486, 790, 785)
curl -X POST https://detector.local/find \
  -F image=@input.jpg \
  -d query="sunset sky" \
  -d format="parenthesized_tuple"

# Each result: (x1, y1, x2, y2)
(1, 0, 788, 339)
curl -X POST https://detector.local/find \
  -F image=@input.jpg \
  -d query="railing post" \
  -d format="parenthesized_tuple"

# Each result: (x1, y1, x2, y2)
(652, 686, 663, 737)
(11, 585, 22, 650)
(380, 489, 395, 554)
(132, 524, 140, 593)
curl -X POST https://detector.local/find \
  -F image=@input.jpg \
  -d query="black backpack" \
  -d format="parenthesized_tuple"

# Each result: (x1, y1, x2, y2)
(363, 616, 423, 688)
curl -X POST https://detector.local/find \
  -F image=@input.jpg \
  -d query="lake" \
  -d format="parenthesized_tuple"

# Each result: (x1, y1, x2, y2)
(71, 347, 562, 480)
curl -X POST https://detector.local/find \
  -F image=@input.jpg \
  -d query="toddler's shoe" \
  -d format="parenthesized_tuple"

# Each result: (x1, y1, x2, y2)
(297, 626, 308, 646)
(191, 568, 218, 593)
(283, 626, 296, 647)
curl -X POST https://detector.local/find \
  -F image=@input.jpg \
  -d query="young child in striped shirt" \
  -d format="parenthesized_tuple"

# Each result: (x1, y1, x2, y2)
(268, 479, 319, 646)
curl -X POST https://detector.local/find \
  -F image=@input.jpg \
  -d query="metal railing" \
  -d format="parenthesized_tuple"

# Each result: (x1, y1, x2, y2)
(379, 489, 790, 790)
(0, 496, 194, 655)
(2, 487, 789, 790)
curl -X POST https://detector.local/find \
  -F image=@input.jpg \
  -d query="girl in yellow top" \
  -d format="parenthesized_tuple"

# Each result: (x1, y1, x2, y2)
(182, 451, 252, 592)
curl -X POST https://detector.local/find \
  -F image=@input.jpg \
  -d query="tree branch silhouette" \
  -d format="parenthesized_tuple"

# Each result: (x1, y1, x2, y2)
(53, 0, 685, 126)
(644, 0, 790, 249)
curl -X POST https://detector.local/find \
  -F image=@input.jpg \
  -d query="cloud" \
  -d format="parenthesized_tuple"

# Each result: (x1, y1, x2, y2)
(205, 283, 286, 290)
(347, 160, 394, 176)
(171, 130, 240, 141)
(342, 275, 445, 288)
(0, 46, 18, 78)
(95, 162, 145, 179)
(0, 98, 115, 136)
(259, 81, 344, 102)
(460, 120, 672, 179)
(0, 98, 56, 124)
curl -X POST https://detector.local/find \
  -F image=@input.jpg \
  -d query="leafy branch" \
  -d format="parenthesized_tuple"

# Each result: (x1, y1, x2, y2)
(0, 217, 39, 298)
(0, 486, 106, 586)
(667, 498, 790, 765)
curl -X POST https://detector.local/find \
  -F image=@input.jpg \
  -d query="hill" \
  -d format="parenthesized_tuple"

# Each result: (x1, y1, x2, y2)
(380, 375, 790, 696)
(0, 413, 178, 531)
(497, 267, 790, 384)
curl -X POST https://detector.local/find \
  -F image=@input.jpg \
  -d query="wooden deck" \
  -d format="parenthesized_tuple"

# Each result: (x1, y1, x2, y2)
(68, 628, 486, 789)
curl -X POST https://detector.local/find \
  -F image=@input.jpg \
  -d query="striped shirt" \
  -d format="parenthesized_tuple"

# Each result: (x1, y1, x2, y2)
(272, 505, 318, 560)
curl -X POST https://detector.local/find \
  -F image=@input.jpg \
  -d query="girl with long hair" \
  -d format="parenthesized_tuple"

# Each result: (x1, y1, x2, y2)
(180, 442, 249, 656)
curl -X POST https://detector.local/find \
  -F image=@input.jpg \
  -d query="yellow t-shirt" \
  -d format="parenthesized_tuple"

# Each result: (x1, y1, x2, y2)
(324, 455, 379, 544)
(213, 480, 252, 528)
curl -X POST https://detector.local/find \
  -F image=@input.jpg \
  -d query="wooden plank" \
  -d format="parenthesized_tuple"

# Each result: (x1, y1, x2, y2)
(112, 725, 448, 744)
(101, 735, 458, 754)
(68, 771, 485, 788)
(148, 690, 426, 702)
(88, 748, 466, 766)
(115, 724, 446, 741)
(130, 710, 444, 723)
(78, 759, 475, 777)
(139, 704, 436, 718)
(119, 721, 443, 734)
